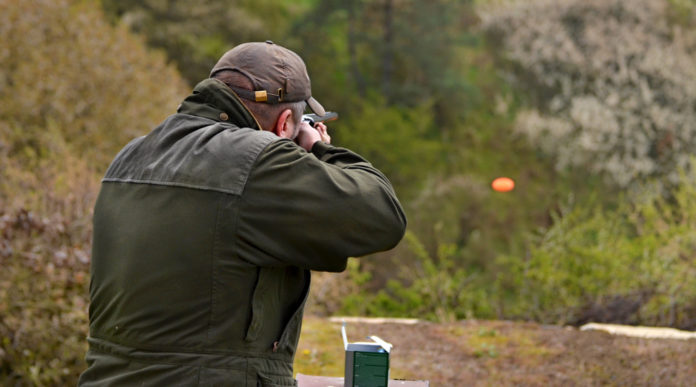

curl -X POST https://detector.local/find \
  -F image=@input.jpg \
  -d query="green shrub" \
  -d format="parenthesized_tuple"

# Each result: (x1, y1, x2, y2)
(497, 168, 696, 328)
(0, 0, 187, 171)
(0, 0, 187, 384)
(339, 231, 494, 322)
(333, 97, 445, 197)
(340, 170, 696, 329)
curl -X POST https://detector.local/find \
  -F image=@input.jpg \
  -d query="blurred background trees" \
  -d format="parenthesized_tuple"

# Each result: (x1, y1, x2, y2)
(2, 0, 696, 383)
(483, 0, 696, 187)
(100, 0, 313, 85)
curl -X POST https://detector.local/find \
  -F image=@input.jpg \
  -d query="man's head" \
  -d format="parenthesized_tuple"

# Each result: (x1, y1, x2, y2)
(210, 41, 325, 139)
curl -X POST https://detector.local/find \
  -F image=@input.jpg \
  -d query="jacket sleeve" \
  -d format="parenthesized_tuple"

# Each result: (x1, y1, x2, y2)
(236, 140, 407, 272)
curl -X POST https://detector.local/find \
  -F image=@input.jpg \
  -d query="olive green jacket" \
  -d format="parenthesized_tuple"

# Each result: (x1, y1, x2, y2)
(78, 79, 406, 386)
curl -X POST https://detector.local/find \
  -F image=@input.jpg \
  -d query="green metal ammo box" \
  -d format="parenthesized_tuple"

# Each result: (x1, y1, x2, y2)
(342, 323, 392, 387)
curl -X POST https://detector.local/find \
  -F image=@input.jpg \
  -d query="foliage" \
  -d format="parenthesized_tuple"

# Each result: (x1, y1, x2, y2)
(0, 0, 187, 171)
(296, 0, 613, 323)
(341, 231, 479, 322)
(482, 0, 696, 187)
(0, 0, 186, 238)
(339, 167, 696, 330)
(0, 207, 91, 386)
(0, 0, 187, 383)
(4, 0, 696, 383)
(332, 97, 444, 196)
(101, 0, 314, 84)
(667, 0, 696, 26)
(293, 0, 479, 119)
(497, 167, 696, 328)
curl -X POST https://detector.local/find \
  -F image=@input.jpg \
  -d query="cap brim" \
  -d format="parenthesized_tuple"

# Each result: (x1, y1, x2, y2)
(306, 97, 326, 117)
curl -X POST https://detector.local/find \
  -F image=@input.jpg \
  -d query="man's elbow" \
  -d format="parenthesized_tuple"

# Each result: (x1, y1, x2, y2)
(382, 207, 408, 251)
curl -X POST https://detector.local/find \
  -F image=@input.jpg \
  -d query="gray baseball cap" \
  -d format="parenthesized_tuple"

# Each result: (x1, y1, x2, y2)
(210, 41, 326, 116)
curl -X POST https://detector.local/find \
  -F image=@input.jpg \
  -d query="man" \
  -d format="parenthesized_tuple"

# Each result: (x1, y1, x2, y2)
(78, 41, 407, 386)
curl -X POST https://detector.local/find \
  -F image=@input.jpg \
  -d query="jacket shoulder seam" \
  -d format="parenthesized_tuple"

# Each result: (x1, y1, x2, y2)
(238, 138, 295, 198)
(237, 135, 286, 197)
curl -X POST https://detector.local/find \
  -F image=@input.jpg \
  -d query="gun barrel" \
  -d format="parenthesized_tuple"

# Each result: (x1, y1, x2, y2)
(302, 112, 338, 126)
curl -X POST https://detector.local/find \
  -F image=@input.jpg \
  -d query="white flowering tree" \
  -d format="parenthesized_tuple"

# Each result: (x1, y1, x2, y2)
(483, 0, 696, 187)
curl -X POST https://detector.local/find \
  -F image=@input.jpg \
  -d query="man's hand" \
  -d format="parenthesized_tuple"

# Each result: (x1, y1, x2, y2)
(295, 121, 331, 151)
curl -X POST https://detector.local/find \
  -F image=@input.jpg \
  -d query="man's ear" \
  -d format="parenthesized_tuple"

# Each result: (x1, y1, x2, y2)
(272, 109, 294, 139)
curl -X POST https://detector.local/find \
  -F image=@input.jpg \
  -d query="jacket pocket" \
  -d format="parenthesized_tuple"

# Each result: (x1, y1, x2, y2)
(245, 267, 279, 342)
(245, 268, 264, 342)
(276, 270, 310, 352)
(245, 267, 310, 351)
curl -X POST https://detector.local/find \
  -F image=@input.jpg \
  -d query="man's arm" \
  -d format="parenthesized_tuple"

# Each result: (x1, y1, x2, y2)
(236, 127, 407, 271)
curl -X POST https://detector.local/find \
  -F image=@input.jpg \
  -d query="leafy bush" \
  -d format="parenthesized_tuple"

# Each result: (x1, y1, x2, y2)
(0, 208, 91, 386)
(497, 167, 696, 328)
(341, 231, 487, 322)
(333, 97, 445, 197)
(483, 0, 696, 187)
(101, 0, 312, 84)
(0, 0, 187, 384)
(0, 0, 187, 170)
(338, 168, 696, 330)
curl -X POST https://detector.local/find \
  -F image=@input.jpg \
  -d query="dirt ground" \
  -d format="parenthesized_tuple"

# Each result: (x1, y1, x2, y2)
(294, 317, 696, 386)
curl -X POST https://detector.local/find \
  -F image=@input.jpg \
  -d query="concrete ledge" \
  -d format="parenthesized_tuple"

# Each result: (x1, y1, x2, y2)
(580, 323, 696, 340)
(328, 316, 420, 325)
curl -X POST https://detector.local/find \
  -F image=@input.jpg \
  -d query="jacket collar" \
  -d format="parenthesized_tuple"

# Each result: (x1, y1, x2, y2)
(177, 78, 261, 130)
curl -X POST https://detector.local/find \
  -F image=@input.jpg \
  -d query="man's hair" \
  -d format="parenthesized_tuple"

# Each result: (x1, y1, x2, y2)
(212, 70, 306, 131)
